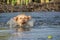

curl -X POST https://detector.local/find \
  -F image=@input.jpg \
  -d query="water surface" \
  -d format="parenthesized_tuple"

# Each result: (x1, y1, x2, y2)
(0, 12, 60, 40)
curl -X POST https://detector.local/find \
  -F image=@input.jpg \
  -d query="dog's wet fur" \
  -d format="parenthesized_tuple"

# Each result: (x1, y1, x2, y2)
(7, 14, 34, 32)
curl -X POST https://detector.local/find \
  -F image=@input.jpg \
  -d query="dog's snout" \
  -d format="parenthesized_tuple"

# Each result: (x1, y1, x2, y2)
(22, 22, 26, 24)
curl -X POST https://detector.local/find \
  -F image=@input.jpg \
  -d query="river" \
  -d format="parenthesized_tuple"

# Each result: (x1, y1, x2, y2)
(0, 12, 60, 40)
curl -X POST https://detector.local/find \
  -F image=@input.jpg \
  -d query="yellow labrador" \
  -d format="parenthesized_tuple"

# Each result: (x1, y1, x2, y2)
(7, 14, 34, 32)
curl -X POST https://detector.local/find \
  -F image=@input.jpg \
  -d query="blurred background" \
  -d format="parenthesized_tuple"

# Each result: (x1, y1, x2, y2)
(0, 0, 60, 13)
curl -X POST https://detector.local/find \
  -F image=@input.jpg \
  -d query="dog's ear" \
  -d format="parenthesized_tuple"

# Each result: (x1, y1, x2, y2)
(28, 16, 31, 20)
(13, 17, 18, 21)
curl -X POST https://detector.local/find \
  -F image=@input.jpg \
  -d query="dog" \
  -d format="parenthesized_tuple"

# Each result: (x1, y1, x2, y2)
(7, 14, 34, 32)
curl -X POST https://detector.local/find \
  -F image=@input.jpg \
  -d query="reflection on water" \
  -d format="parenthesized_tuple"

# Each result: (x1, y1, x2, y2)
(8, 28, 60, 40)
(0, 12, 60, 40)
(0, 28, 60, 40)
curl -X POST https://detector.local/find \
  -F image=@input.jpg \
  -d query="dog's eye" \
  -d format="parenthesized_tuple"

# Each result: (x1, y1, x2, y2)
(24, 17, 28, 19)
(26, 17, 29, 19)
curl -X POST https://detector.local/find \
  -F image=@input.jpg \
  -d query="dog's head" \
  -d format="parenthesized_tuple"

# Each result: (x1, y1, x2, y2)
(13, 14, 31, 26)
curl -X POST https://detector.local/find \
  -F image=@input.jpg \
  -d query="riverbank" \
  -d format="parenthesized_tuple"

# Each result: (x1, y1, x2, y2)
(0, 2, 60, 13)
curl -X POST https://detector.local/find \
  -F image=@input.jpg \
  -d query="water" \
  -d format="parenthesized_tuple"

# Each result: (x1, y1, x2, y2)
(0, 12, 60, 40)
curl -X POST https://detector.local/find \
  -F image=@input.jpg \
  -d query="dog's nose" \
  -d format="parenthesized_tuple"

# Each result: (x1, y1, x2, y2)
(22, 21, 26, 24)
